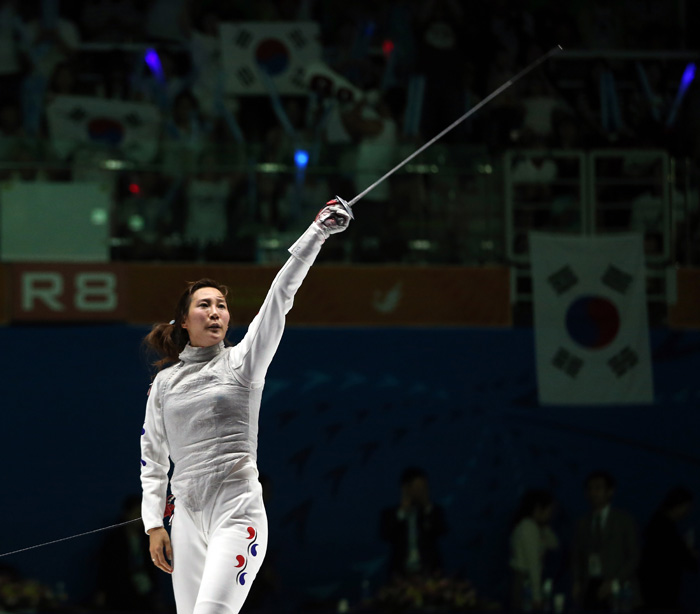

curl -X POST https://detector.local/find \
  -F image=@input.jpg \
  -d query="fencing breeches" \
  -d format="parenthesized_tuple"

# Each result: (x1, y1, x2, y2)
(170, 475, 268, 614)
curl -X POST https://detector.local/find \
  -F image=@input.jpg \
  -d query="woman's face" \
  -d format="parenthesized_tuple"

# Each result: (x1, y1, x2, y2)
(182, 287, 230, 347)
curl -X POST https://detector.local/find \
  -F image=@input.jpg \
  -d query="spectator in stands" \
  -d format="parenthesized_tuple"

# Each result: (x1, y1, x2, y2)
(509, 489, 559, 611)
(185, 7, 223, 120)
(318, 88, 356, 205)
(252, 96, 317, 233)
(20, 3, 80, 136)
(517, 71, 571, 146)
(20, 3, 80, 81)
(133, 48, 192, 113)
(413, 0, 465, 141)
(572, 58, 631, 146)
(638, 487, 698, 611)
(342, 89, 399, 175)
(379, 467, 448, 579)
(338, 87, 400, 261)
(162, 89, 213, 177)
(183, 148, 244, 260)
(627, 60, 674, 148)
(572, 470, 640, 611)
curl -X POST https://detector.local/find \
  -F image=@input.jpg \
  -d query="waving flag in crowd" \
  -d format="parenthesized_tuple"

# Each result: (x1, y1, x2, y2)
(46, 95, 161, 163)
(220, 22, 321, 96)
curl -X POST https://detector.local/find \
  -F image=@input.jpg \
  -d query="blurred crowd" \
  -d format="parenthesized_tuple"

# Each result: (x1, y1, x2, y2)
(2, 468, 696, 614)
(375, 468, 698, 613)
(0, 0, 697, 263)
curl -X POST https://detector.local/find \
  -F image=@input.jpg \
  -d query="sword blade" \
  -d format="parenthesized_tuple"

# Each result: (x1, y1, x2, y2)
(0, 518, 143, 558)
(343, 45, 563, 211)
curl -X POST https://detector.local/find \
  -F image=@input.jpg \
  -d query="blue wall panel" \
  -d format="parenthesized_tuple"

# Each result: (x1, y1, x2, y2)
(0, 326, 699, 607)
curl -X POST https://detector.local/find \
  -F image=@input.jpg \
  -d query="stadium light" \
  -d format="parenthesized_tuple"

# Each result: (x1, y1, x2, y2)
(144, 48, 165, 82)
(294, 149, 309, 169)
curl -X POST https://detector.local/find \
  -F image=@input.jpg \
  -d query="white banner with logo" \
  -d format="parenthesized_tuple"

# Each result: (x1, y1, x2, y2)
(530, 232, 653, 405)
(46, 95, 161, 162)
(220, 21, 321, 95)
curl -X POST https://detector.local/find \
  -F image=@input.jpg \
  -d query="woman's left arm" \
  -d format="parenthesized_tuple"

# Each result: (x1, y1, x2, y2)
(231, 201, 350, 386)
(140, 376, 171, 534)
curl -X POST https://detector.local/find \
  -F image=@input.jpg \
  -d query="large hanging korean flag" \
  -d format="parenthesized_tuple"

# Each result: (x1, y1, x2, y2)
(46, 96, 161, 163)
(220, 22, 321, 96)
(530, 232, 653, 405)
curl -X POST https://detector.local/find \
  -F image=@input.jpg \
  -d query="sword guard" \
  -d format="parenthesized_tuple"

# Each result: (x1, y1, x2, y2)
(334, 195, 354, 220)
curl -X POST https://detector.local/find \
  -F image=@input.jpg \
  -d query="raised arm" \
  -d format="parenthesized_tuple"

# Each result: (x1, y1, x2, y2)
(231, 201, 350, 386)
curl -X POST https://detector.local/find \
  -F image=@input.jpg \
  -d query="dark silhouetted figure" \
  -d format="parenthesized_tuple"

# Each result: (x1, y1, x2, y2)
(509, 489, 559, 611)
(639, 487, 698, 612)
(95, 494, 162, 612)
(572, 471, 640, 611)
(380, 467, 448, 578)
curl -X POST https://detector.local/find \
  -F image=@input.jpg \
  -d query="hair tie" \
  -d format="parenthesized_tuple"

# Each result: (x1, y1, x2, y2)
(169, 320, 175, 325)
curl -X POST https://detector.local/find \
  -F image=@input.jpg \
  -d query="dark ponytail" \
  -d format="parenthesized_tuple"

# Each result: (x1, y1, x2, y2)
(143, 278, 230, 370)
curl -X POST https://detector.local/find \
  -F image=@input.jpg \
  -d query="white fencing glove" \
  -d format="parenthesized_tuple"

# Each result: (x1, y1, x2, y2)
(314, 199, 351, 238)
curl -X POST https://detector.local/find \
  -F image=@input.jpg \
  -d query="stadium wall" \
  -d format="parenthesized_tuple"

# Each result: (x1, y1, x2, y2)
(1, 324, 699, 608)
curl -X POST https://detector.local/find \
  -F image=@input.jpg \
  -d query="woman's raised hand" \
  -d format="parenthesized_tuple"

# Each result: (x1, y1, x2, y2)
(314, 199, 351, 238)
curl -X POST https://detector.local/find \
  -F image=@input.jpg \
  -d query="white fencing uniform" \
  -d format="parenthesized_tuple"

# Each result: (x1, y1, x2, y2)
(140, 223, 327, 614)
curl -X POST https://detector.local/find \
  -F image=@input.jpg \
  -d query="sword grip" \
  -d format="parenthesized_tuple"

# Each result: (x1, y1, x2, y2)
(334, 195, 354, 220)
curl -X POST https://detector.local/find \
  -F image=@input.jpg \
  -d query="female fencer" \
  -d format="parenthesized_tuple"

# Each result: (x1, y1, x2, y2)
(140, 200, 350, 614)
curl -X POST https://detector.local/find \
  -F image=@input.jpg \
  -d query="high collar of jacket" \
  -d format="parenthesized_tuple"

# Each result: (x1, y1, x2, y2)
(179, 341, 224, 363)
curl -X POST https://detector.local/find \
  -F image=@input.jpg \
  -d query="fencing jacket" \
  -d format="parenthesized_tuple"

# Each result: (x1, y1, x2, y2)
(140, 223, 326, 533)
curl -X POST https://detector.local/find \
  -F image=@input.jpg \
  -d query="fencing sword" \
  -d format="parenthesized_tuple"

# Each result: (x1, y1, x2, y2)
(0, 44, 562, 561)
(0, 519, 143, 558)
(334, 44, 564, 219)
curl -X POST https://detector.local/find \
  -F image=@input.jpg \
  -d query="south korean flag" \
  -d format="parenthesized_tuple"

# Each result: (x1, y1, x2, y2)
(530, 232, 654, 405)
(220, 22, 321, 96)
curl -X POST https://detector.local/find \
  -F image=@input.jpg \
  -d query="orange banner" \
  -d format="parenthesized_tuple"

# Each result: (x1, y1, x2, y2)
(291, 266, 511, 326)
(128, 264, 511, 326)
(8, 263, 127, 322)
(0, 263, 511, 326)
(5, 263, 700, 328)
